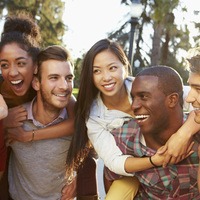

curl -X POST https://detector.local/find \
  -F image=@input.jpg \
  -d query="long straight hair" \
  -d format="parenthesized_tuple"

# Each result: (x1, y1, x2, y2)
(66, 38, 130, 171)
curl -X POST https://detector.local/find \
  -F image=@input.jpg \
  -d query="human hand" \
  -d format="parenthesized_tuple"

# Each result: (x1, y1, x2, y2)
(0, 106, 8, 120)
(157, 132, 194, 167)
(5, 127, 32, 145)
(3, 106, 27, 128)
(0, 94, 8, 120)
(61, 177, 77, 200)
(151, 151, 165, 167)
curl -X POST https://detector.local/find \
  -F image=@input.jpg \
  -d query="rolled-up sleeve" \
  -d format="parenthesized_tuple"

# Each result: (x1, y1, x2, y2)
(87, 117, 133, 176)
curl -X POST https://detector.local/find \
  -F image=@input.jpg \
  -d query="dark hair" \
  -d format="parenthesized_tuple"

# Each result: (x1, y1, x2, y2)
(0, 12, 41, 64)
(186, 47, 200, 74)
(136, 65, 184, 107)
(36, 45, 73, 81)
(66, 38, 130, 170)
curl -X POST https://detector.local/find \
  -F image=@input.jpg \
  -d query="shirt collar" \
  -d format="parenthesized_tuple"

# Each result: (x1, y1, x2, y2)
(26, 97, 67, 127)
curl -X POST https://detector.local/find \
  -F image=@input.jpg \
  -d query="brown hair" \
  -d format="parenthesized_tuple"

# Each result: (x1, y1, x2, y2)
(186, 47, 200, 74)
(36, 45, 73, 81)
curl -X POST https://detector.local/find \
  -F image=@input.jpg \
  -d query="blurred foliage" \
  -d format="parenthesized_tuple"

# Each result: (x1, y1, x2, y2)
(108, 0, 200, 84)
(0, 0, 66, 47)
(0, 0, 199, 86)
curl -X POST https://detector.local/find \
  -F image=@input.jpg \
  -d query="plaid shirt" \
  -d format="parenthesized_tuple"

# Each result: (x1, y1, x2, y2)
(106, 118, 200, 200)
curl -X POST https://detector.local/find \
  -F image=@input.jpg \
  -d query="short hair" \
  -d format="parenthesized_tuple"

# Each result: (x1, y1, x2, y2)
(36, 45, 73, 81)
(186, 47, 200, 74)
(136, 65, 184, 107)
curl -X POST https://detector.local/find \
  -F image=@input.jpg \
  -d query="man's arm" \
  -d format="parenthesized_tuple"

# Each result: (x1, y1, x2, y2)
(158, 111, 200, 166)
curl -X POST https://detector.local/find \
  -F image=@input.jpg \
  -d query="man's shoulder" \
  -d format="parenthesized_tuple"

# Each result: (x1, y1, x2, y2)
(111, 118, 140, 136)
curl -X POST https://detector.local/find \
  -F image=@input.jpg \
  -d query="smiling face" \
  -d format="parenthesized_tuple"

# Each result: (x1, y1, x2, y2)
(93, 49, 127, 100)
(131, 75, 169, 135)
(186, 72, 200, 123)
(35, 59, 74, 111)
(0, 43, 36, 96)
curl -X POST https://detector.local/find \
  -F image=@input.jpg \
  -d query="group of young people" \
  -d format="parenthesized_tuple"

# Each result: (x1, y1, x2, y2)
(1, 11, 200, 200)
(65, 38, 200, 199)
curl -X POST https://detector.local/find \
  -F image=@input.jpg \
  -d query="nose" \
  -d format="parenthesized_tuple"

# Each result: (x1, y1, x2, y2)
(9, 64, 19, 77)
(185, 88, 196, 103)
(102, 71, 112, 81)
(59, 78, 69, 90)
(131, 97, 142, 111)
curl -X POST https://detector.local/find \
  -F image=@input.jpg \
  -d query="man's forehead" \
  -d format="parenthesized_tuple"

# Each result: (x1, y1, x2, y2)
(188, 72, 200, 85)
(42, 60, 73, 73)
(131, 75, 159, 92)
(133, 75, 159, 85)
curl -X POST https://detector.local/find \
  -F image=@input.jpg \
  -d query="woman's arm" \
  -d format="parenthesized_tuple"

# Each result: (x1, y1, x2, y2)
(6, 118, 74, 143)
(87, 117, 130, 176)
(3, 105, 27, 128)
(5, 95, 76, 143)
(125, 152, 164, 173)
(0, 120, 6, 181)
(87, 117, 166, 175)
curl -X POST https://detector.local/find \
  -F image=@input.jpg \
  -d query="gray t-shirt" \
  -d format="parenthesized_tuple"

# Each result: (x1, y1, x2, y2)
(8, 100, 72, 200)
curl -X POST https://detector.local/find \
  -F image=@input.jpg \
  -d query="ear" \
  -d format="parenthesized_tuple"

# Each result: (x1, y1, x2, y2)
(32, 76, 40, 91)
(33, 64, 38, 75)
(167, 93, 179, 108)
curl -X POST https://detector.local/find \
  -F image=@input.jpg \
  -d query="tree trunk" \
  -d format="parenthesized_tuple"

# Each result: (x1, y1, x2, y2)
(151, 23, 163, 65)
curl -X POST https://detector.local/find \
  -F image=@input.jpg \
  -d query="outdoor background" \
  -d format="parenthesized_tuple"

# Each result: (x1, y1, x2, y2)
(0, 0, 200, 88)
(0, 0, 199, 198)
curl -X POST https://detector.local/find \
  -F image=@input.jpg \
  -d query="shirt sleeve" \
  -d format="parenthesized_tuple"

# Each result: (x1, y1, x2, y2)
(87, 116, 133, 176)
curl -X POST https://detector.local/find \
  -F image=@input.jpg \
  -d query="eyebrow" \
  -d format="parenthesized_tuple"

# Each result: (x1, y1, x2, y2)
(0, 57, 27, 62)
(190, 83, 200, 87)
(16, 57, 27, 60)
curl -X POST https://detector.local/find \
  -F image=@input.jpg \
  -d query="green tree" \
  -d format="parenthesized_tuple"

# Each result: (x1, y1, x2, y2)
(193, 11, 200, 47)
(109, 0, 193, 83)
(0, 0, 66, 47)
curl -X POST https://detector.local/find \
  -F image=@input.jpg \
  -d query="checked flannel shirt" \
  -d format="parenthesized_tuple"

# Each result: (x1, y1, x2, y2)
(105, 118, 200, 200)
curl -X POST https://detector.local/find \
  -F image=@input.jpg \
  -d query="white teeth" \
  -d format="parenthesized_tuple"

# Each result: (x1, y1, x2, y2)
(104, 83, 114, 89)
(11, 80, 22, 85)
(55, 94, 66, 97)
(135, 115, 149, 119)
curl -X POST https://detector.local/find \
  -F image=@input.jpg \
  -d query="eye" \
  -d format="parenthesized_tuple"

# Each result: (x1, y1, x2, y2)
(50, 76, 58, 80)
(66, 75, 74, 82)
(93, 68, 101, 74)
(109, 66, 118, 71)
(140, 93, 148, 100)
(194, 87, 200, 93)
(18, 61, 26, 67)
(0, 62, 9, 69)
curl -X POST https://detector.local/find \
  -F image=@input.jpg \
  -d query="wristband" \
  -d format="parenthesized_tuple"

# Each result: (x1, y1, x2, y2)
(149, 156, 159, 167)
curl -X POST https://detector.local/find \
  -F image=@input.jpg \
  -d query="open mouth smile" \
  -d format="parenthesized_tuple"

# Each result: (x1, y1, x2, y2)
(135, 114, 150, 122)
